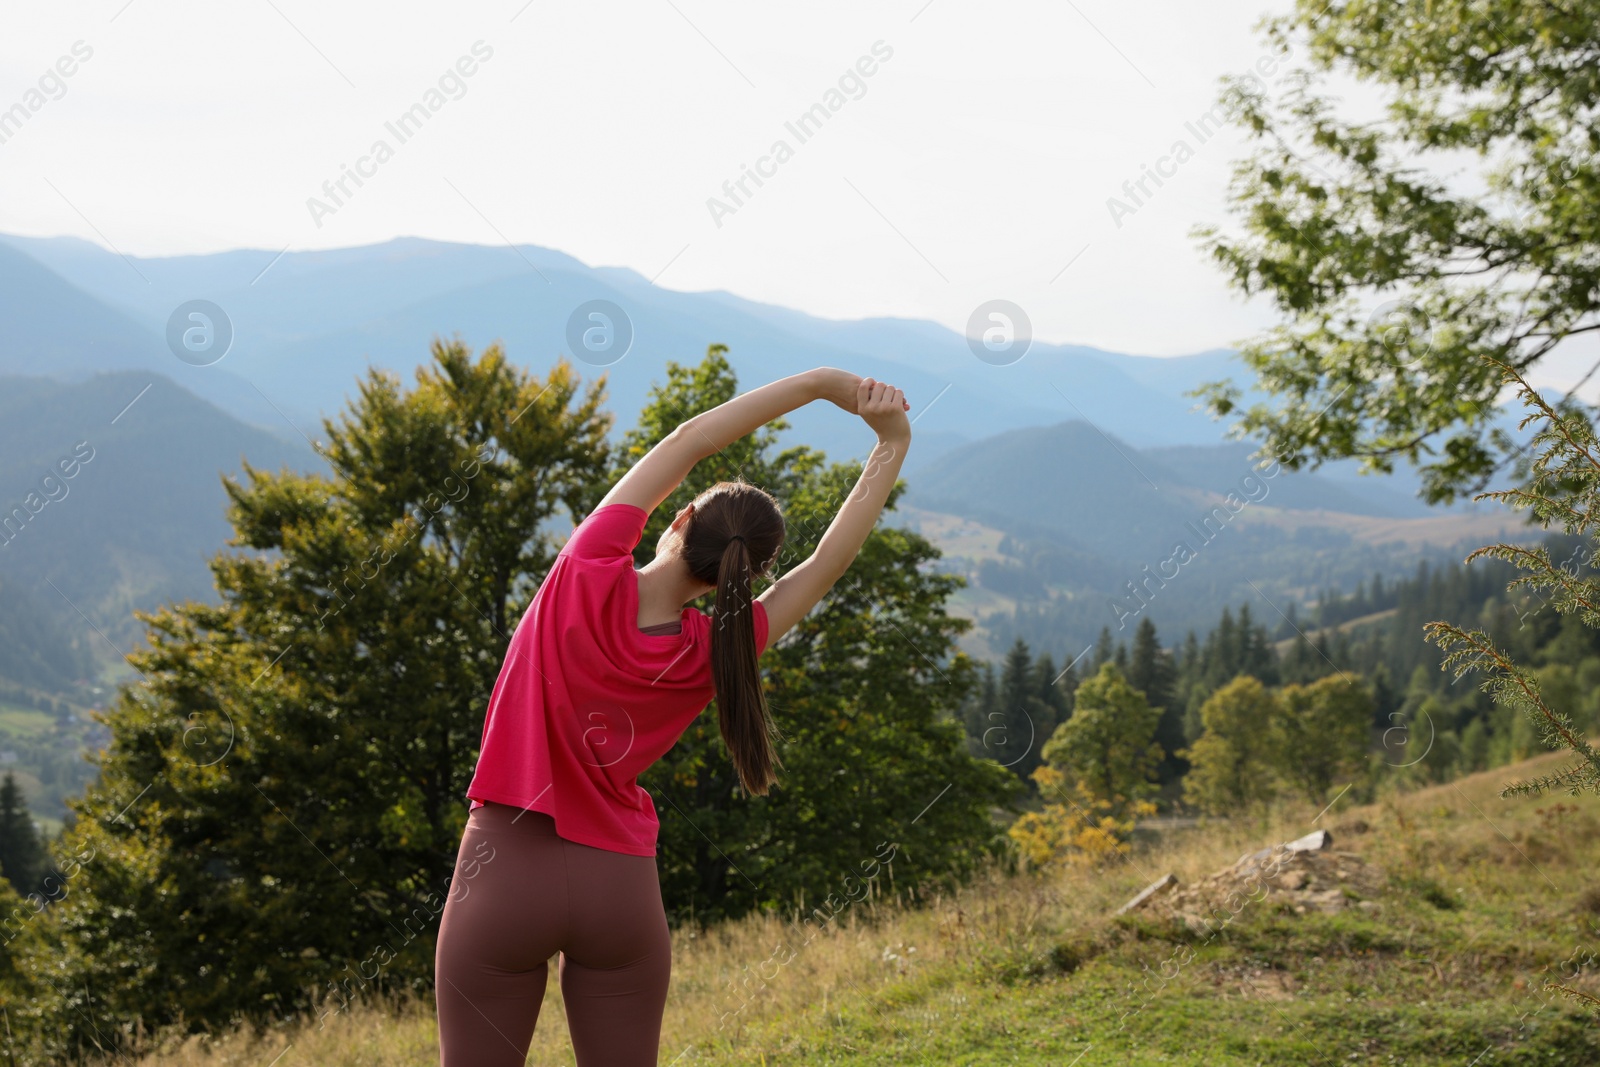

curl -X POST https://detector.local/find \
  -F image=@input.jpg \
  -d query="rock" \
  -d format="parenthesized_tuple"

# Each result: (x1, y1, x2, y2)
(1116, 873, 1179, 915)
(1136, 833, 1382, 932)
(1235, 846, 1274, 869)
(1284, 829, 1333, 852)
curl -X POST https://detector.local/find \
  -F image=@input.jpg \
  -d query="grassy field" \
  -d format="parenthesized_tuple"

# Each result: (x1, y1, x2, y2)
(129, 754, 1599, 1066)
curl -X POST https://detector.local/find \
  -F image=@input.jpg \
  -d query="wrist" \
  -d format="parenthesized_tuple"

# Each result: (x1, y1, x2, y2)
(798, 368, 829, 401)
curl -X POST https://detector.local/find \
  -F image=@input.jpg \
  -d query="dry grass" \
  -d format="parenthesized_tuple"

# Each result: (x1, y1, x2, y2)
(125, 752, 1597, 1066)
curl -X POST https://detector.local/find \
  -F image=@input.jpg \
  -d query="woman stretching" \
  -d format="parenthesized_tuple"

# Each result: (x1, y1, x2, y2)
(435, 368, 911, 1066)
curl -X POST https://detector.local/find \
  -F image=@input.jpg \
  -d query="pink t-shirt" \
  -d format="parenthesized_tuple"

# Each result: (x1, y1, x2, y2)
(465, 503, 769, 856)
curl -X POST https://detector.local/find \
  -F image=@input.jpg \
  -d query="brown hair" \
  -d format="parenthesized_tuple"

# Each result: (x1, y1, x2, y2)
(679, 479, 785, 795)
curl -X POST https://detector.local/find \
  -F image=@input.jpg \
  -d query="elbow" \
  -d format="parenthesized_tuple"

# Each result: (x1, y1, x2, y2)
(669, 419, 713, 460)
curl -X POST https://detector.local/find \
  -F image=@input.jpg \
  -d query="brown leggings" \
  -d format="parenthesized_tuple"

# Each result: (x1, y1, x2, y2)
(434, 802, 672, 1066)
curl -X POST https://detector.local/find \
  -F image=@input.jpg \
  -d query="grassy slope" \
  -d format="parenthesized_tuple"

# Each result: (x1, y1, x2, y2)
(135, 754, 1599, 1066)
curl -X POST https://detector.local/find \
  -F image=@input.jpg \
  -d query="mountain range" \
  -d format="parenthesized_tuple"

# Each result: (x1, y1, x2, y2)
(0, 231, 1514, 672)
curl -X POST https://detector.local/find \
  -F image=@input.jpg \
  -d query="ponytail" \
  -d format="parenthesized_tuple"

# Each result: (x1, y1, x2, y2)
(711, 536, 781, 795)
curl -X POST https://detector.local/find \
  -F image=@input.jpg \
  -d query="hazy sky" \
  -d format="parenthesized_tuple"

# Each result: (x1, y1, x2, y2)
(4, 0, 1592, 391)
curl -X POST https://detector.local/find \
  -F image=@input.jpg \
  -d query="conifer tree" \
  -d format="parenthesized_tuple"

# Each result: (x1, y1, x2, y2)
(0, 774, 44, 899)
(1429, 362, 1600, 799)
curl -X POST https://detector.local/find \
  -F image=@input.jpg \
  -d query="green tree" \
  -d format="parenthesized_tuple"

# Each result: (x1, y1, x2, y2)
(45, 340, 613, 1047)
(1272, 675, 1373, 804)
(628, 348, 1020, 922)
(1182, 674, 1281, 814)
(0, 869, 55, 1062)
(1093, 625, 1114, 671)
(1196, 0, 1600, 504)
(0, 773, 45, 899)
(1128, 618, 1183, 782)
(962, 661, 999, 750)
(972, 639, 1053, 784)
(1037, 663, 1160, 811)
(1049, 650, 1081, 716)
(1031, 651, 1071, 732)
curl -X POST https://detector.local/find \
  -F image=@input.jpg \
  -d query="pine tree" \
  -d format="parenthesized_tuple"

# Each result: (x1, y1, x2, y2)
(1128, 620, 1184, 783)
(1031, 652, 1069, 745)
(1429, 361, 1600, 798)
(1093, 626, 1114, 671)
(980, 639, 1052, 783)
(1051, 656, 1080, 723)
(962, 661, 999, 749)
(0, 773, 44, 898)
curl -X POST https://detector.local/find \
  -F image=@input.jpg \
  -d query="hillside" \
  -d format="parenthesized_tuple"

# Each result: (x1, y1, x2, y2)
(0, 372, 320, 647)
(130, 753, 1600, 1065)
(899, 422, 1531, 660)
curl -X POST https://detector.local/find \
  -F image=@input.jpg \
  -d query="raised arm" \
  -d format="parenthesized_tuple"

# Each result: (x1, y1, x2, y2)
(758, 378, 911, 645)
(597, 368, 840, 515)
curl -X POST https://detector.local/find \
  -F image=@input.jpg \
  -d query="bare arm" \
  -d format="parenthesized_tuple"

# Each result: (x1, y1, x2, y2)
(598, 368, 844, 515)
(758, 379, 911, 645)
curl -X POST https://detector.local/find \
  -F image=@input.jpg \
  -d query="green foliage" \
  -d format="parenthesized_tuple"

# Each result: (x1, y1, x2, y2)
(1427, 362, 1600, 798)
(960, 639, 1059, 786)
(1273, 675, 1373, 804)
(1128, 618, 1184, 782)
(14, 340, 1018, 1050)
(0, 773, 46, 898)
(1181, 675, 1280, 814)
(1176, 605, 1279, 743)
(1037, 663, 1160, 811)
(42, 339, 613, 1049)
(1194, 0, 1600, 503)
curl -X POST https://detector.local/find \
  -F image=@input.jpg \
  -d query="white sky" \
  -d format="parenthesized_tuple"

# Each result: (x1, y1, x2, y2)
(2, 0, 1595, 389)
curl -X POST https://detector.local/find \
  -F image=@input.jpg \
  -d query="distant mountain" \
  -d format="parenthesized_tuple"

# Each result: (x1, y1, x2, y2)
(905, 423, 1437, 564)
(0, 233, 1271, 468)
(897, 420, 1526, 660)
(0, 230, 1528, 673)
(0, 372, 319, 649)
(0, 576, 92, 692)
(0, 241, 305, 435)
(1140, 442, 1435, 519)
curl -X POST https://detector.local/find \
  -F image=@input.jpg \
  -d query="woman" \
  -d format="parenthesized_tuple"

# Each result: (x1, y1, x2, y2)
(435, 367, 911, 1065)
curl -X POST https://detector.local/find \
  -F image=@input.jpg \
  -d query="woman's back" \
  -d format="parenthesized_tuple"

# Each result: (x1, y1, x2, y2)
(465, 501, 770, 855)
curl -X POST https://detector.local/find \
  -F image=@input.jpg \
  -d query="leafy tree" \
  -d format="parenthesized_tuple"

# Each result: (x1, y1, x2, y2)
(0, 774, 45, 898)
(1007, 767, 1153, 871)
(1196, 0, 1600, 504)
(44, 340, 613, 1047)
(1272, 675, 1373, 804)
(1037, 663, 1160, 812)
(0, 869, 54, 1062)
(628, 348, 1021, 923)
(1182, 674, 1281, 814)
